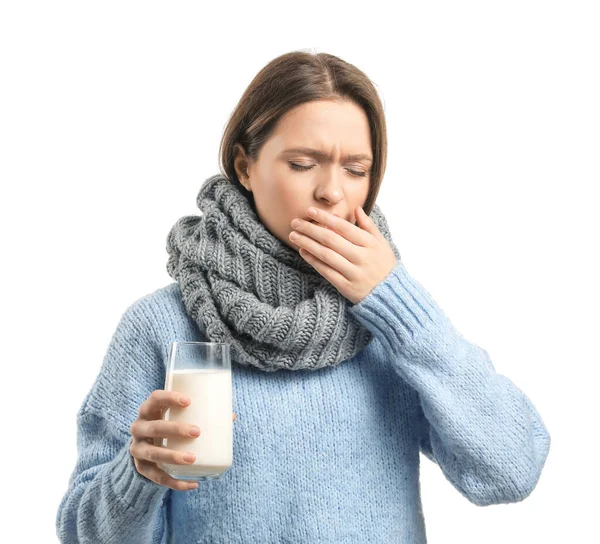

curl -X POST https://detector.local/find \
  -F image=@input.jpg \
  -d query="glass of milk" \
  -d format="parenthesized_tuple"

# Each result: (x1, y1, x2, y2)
(157, 341, 233, 482)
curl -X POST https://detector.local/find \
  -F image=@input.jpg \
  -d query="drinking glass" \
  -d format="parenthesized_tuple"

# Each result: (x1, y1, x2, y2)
(157, 341, 233, 481)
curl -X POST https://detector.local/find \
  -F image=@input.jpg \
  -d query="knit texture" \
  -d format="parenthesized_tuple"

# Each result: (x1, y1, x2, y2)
(56, 261, 551, 544)
(165, 173, 402, 372)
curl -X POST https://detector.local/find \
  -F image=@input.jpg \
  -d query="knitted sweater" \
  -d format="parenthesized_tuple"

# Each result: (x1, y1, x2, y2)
(56, 261, 551, 543)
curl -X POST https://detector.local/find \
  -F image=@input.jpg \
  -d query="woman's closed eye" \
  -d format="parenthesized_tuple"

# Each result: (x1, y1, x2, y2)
(288, 162, 368, 178)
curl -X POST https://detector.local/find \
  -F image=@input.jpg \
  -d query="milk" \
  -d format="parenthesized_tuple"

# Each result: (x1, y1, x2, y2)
(159, 367, 233, 479)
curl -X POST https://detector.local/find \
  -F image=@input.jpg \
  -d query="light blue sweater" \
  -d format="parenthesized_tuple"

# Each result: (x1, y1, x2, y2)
(56, 261, 551, 543)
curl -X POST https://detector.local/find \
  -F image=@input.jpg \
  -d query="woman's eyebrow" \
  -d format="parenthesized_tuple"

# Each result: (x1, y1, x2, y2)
(281, 147, 373, 163)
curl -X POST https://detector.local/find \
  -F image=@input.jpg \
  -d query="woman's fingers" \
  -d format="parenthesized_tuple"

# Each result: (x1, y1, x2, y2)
(137, 390, 190, 421)
(133, 457, 198, 492)
(131, 418, 200, 440)
(130, 440, 196, 467)
(130, 389, 238, 492)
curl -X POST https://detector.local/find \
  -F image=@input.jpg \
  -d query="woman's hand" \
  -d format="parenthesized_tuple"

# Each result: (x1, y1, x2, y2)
(129, 389, 236, 491)
(289, 206, 398, 304)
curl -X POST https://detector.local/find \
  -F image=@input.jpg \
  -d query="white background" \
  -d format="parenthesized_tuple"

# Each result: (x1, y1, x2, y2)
(2, 1, 598, 542)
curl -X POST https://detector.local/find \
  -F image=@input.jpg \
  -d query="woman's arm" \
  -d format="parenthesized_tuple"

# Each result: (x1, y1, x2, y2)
(56, 298, 170, 543)
(349, 261, 551, 507)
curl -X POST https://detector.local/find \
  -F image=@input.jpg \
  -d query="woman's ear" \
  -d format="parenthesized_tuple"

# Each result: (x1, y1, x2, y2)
(233, 144, 252, 192)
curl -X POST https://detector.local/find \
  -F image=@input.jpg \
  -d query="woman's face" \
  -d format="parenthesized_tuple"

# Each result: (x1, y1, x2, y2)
(233, 99, 373, 252)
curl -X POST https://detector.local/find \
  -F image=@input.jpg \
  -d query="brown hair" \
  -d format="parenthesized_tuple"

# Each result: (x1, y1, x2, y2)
(218, 49, 387, 216)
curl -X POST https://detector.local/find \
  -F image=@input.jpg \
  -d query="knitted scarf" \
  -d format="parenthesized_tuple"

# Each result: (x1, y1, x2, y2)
(166, 173, 401, 372)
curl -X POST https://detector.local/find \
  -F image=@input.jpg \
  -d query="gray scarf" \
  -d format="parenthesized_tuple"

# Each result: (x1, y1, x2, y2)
(166, 173, 401, 372)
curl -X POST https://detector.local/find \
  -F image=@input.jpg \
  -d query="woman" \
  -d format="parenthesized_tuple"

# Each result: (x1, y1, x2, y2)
(56, 50, 551, 543)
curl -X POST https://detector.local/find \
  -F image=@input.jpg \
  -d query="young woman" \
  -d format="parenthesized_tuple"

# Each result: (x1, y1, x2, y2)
(56, 50, 551, 543)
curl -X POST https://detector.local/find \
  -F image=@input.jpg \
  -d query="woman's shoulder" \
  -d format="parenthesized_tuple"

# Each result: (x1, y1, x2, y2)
(128, 282, 184, 317)
(130, 282, 205, 347)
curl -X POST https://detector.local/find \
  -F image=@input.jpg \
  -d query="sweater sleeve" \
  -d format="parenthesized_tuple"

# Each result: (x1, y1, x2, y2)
(348, 261, 551, 507)
(56, 297, 170, 543)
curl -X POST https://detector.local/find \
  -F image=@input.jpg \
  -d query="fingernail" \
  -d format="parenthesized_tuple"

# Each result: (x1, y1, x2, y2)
(184, 453, 196, 463)
(307, 207, 317, 217)
(189, 426, 201, 437)
(179, 396, 190, 405)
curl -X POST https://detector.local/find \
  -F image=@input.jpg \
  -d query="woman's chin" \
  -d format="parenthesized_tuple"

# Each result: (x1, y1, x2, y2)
(280, 236, 301, 252)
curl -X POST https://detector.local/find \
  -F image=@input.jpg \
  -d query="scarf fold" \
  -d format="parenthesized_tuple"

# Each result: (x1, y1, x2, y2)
(166, 173, 401, 372)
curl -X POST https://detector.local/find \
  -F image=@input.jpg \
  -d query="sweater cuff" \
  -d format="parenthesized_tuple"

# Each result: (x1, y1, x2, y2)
(109, 437, 169, 510)
(348, 261, 450, 357)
